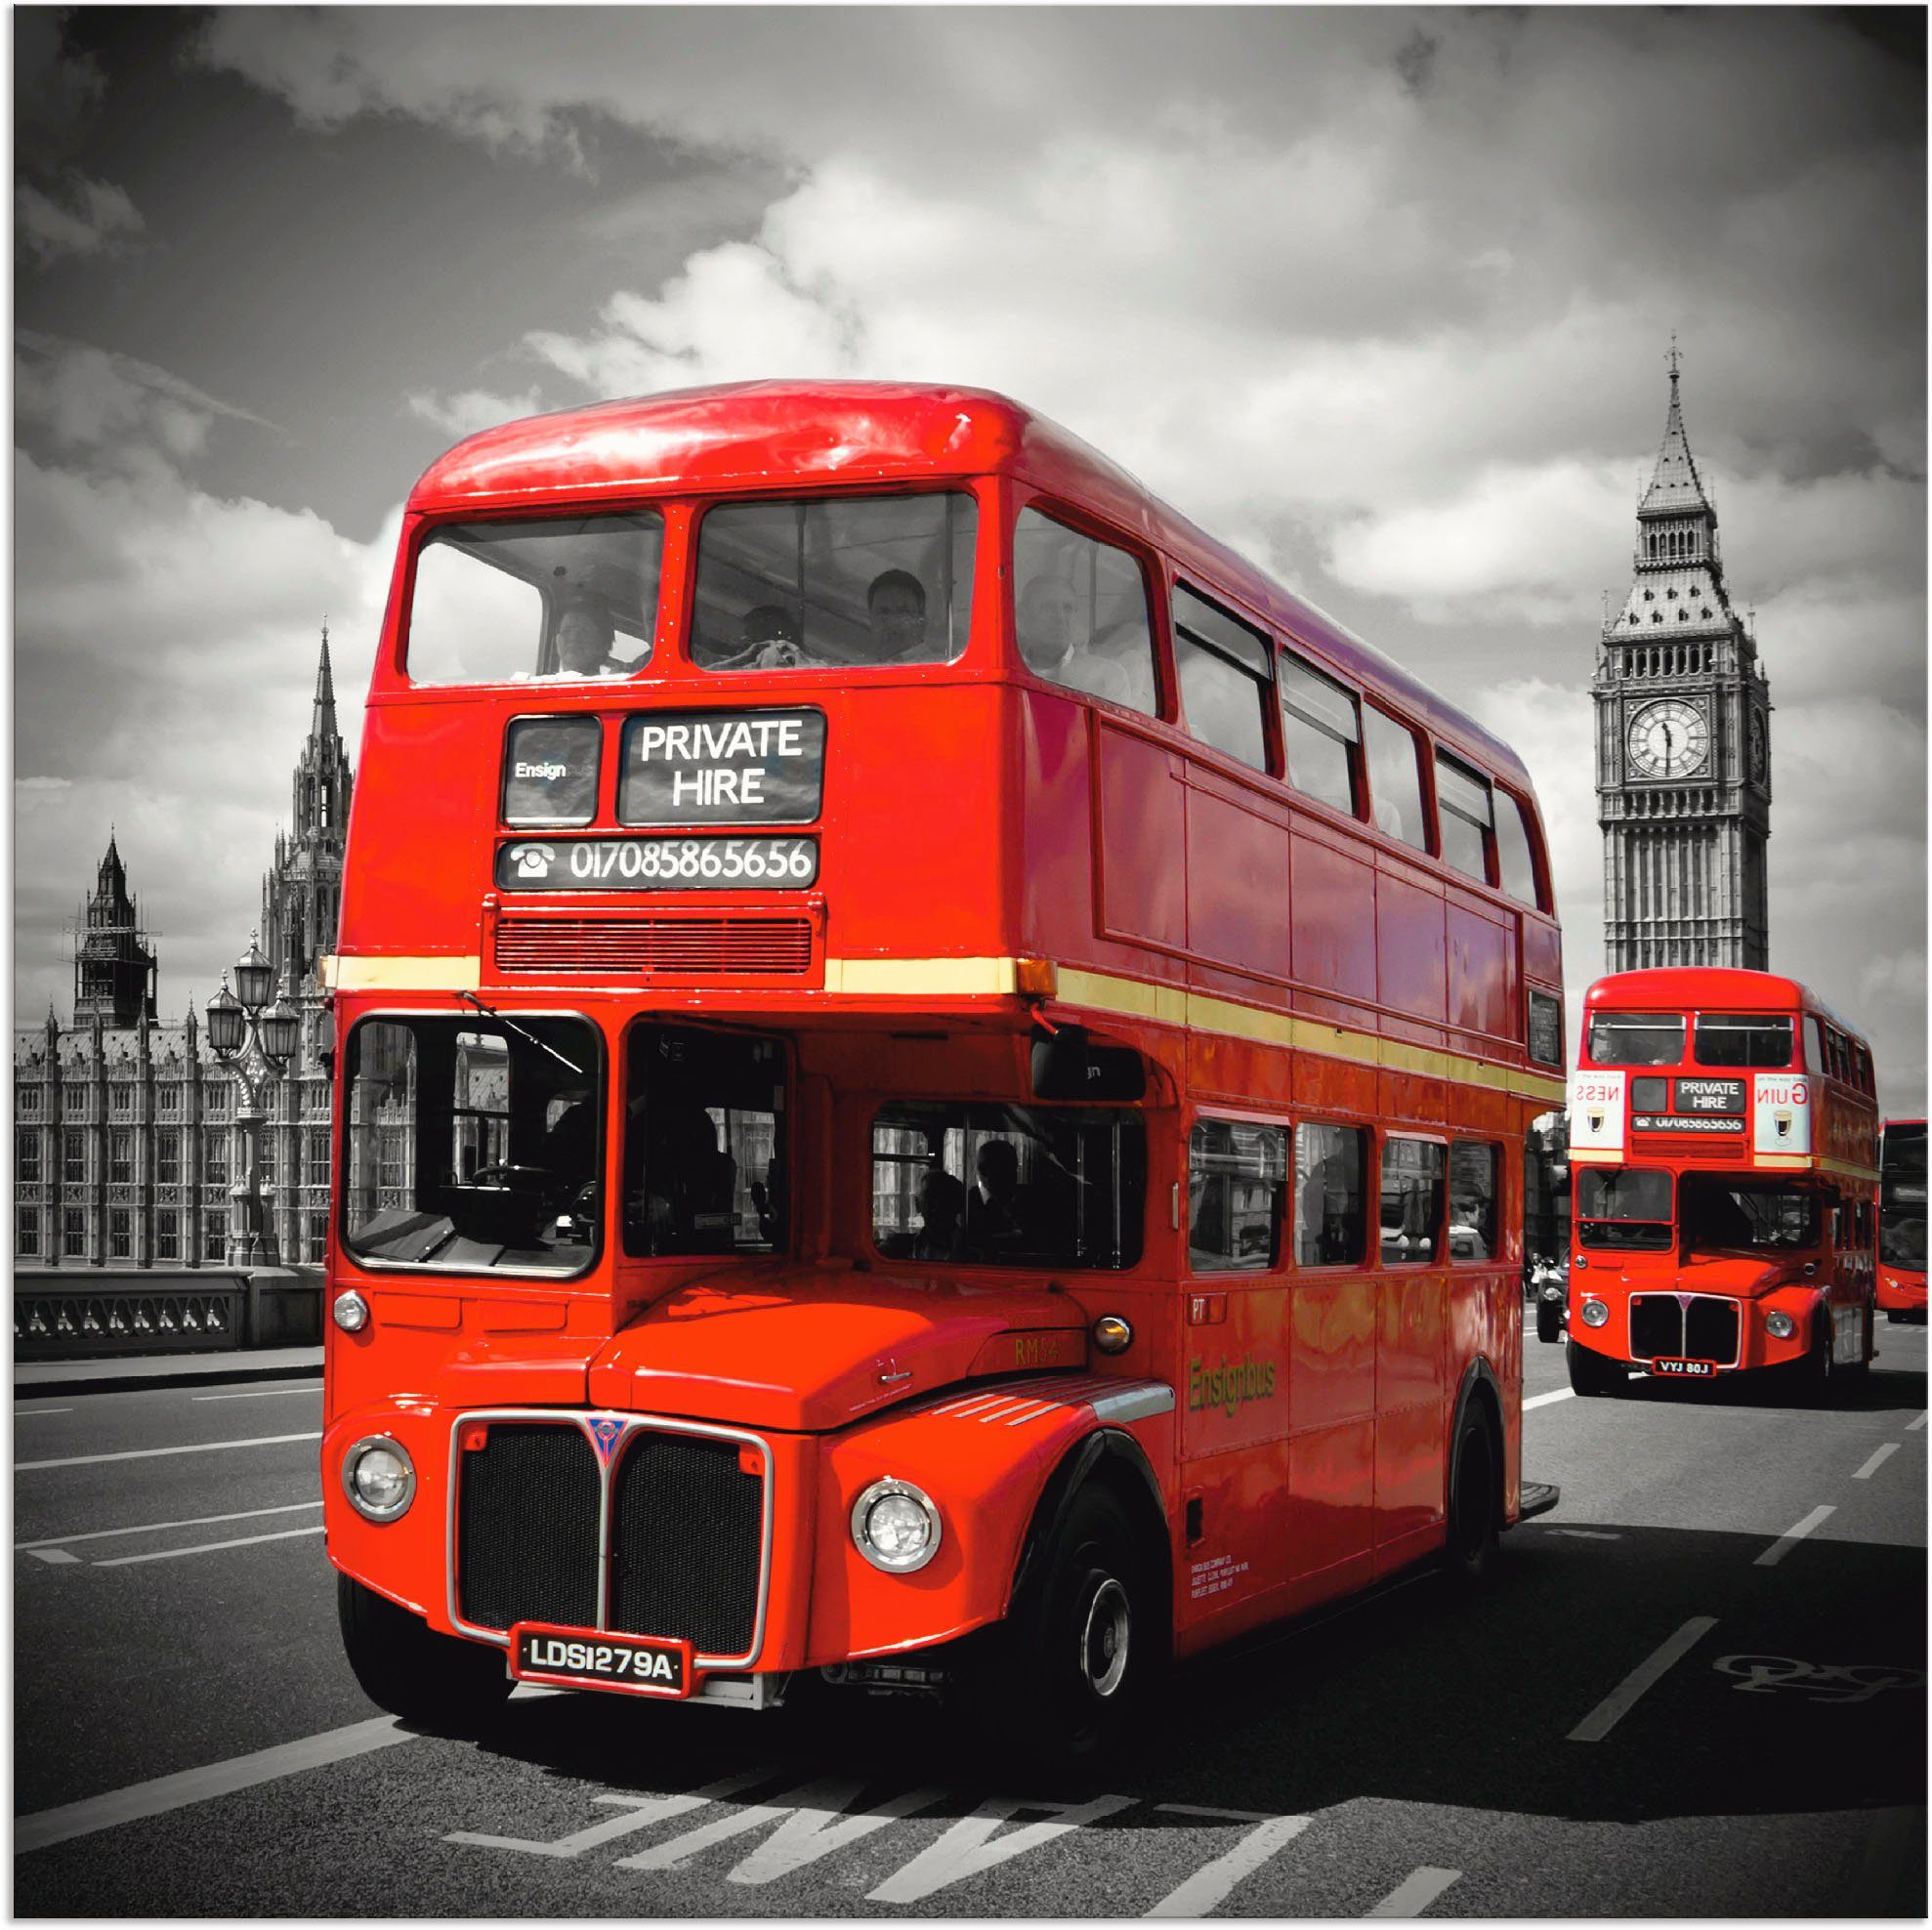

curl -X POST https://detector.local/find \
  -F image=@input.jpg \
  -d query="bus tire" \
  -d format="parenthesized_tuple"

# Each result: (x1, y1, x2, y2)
(1535, 1299, 1565, 1345)
(337, 1573, 511, 1736)
(968, 1485, 1154, 1764)
(1445, 1408, 1498, 1585)
(1804, 1311, 1837, 1395)
(1566, 1340, 1625, 1399)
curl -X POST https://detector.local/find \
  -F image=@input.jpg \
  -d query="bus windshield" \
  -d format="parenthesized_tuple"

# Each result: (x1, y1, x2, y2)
(1881, 1123, 1927, 1269)
(871, 1101, 1145, 1270)
(693, 492, 977, 671)
(342, 1015, 602, 1276)
(1693, 1014, 1793, 1068)
(1587, 1013, 1685, 1067)
(1576, 1167, 1672, 1249)
(407, 512, 663, 686)
(1681, 1175, 1823, 1252)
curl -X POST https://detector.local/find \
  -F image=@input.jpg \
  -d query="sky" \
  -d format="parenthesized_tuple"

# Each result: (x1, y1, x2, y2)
(12, 7, 1927, 1112)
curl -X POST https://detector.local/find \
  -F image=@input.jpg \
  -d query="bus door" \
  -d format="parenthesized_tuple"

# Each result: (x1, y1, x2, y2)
(1179, 1115, 1291, 1627)
(1373, 1132, 1450, 1575)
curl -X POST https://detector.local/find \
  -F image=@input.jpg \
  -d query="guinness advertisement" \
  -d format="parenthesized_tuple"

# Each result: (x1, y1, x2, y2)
(619, 707, 825, 826)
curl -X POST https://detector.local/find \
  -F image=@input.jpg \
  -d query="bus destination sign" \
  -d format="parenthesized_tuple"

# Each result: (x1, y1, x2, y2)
(497, 835, 819, 892)
(619, 707, 825, 826)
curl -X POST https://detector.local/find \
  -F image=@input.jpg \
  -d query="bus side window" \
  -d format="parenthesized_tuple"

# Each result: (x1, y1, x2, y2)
(1279, 651, 1360, 817)
(1012, 507, 1157, 716)
(1494, 790, 1542, 907)
(1363, 705, 1428, 852)
(1449, 1141, 1499, 1261)
(1171, 583, 1273, 772)
(1189, 1119, 1287, 1273)
(1380, 1137, 1446, 1263)
(1294, 1121, 1367, 1267)
(1804, 1015, 1827, 1075)
(1435, 753, 1494, 886)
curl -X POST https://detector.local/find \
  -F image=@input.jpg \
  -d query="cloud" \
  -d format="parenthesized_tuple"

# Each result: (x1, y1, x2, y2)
(16, 172, 143, 264)
(14, 12, 109, 165)
(406, 385, 547, 439)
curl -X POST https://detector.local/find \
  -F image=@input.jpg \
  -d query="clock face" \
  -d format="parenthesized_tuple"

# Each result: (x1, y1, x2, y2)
(1627, 698, 1709, 779)
(1748, 707, 1767, 783)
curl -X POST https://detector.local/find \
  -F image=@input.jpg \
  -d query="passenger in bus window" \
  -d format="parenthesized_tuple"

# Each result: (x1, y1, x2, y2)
(964, 1139, 1037, 1259)
(910, 1169, 965, 1261)
(739, 604, 800, 650)
(552, 600, 646, 678)
(865, 569, 928, 662)
(1018, 574, 1131, 704)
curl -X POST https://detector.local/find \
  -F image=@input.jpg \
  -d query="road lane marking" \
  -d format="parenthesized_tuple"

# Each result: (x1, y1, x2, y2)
(448, 1769, 776, 1858)
(1144, 1812, 1310, 1916)
(16, 1430, 321, 1472)
(26, 1548, 81, 1566)
(1545, 1529, 1622, 1540)
(92, 1525, 324, 1567)
(866, 1792, 1136, 1905)
(14, 1406, 74, 1416)
(1754, 1504, 1835, 1568)
(1853, 1444, 1901, 1481)
(15, 1715, 416, 1853)
(1908, 1411, 1927, 1433)
(1523, 1389, 1575, 1410)
(726, 1783, 945, 1885)
(1366, 1867, 1462, 1916)
(192, 1387, 322, 1402)
(17, 1500, 322, 1551)
(1567, 1615, 1718, 1742)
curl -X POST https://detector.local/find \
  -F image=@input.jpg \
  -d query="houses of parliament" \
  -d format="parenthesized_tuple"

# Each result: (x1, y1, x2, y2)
(13, 633, 351, 1271)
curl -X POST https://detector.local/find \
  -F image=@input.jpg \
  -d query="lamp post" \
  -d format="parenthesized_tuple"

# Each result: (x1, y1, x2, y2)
(207, 936, 300, 1268)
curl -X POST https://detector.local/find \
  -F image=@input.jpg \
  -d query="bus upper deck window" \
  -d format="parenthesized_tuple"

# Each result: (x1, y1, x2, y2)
(1494, 791, 1542, 907)
(1693, 1014, 1793, 1069)
(1171, 584, 1272, 771)
(1435, 752, 1493, 886)
(693, 492, 976, 672)
(406, 513, 662, 687)
(1012, 509, 1157, 716)
(1279, 653, 1359, 816)
(1363, 705, 1427, 851)
(1587, 1012, 1685, 1068)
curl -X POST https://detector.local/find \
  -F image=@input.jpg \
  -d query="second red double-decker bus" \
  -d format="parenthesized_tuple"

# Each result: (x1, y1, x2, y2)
(1565, 967, 1878, 1393)
(1878, 1118, 1927, 1322)
(321, 380, 1565, 1755)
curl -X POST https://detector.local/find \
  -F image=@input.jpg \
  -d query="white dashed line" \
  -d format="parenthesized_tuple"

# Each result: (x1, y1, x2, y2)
(17, 1500, 321, 1551)
(1366, 1866, 1462, 1916)
(1144, 1812, 1310, 1916)
(1523, 1388, 1575, 1410)
(1568, 1615, 1718, 1742)
(25, 1548, 81, 1566)
(14, 1407, 74, 1417)
(1754, 1504, 1835, 1568)
(92, 1525, 324, 1567)
(16, 1431, 320, 1472)
(191, 1387, 322, 1402)
(1852, 1444, 1901, 1481)
(1907, 1410, 1927, 1433)
(16, 1716, 416, 1853)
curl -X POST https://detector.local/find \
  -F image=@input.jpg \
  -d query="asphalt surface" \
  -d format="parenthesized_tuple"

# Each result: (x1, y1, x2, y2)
(14, 1326, 1926, 1916)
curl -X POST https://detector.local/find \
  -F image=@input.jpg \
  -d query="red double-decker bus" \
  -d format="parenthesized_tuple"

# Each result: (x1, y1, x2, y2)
(321, 380, 1565, 1754)
(1878, 1118, 1927, 1322)
(1565, 967, 1878, 1394)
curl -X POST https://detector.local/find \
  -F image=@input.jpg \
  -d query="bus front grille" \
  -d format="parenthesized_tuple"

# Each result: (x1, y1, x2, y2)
(456, 1423, 601, 1632)
(609, 1433, 763, 1656)
(1628, 1296, 1681, 1361)
(1684, 1297, 1741, 1364)
(494, 916, 814, 977)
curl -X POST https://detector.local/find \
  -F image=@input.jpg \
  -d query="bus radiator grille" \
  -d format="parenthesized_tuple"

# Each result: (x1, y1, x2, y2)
(609, 1432, 762, 1657)
(1627, 1295, 1682, 1362)
(493, 917, 814, 977)
(456, 1423, 601, 1633)
(1684, 1297, 1741, 1364)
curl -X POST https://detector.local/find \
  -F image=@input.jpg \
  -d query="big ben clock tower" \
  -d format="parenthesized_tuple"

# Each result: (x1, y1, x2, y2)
(1595, 348, 1771, 970)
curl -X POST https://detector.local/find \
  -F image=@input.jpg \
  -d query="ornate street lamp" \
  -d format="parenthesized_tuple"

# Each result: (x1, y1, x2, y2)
(207, 936, 299, 1267)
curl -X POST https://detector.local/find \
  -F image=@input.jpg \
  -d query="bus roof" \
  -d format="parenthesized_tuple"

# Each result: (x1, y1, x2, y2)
(409, 379, 1532, 793)
(1586, 967, 1865, 1040)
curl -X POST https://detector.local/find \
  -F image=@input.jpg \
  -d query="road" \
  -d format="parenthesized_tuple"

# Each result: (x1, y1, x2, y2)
(14, 1328, 1926, 1916)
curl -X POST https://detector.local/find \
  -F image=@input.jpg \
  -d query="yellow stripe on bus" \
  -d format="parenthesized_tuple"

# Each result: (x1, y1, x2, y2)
(824, 957, 1019, 996)
(321, 955, 482, 992)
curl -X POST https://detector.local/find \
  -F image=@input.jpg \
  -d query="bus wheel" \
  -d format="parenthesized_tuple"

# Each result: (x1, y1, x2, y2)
(1445, 1410, 1498, 1585)
(1803, 1313, 1836, 1395)
(972, 1486, 1153, 1764)
(1566, 1341, 1625, 1399)
(337, 1573, 511, 1736)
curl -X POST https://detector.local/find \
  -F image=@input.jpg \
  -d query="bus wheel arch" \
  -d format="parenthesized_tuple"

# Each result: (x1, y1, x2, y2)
(1446, 1361, 1504, 1582)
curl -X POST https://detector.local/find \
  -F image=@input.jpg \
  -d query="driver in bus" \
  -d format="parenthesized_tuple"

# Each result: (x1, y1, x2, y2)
(964, 1139, 1039, 1259)
(1018, 574, 1130, 704)
(552, 599, 647, 678)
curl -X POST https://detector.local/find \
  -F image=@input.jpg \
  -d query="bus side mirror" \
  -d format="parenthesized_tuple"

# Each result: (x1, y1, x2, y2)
(1031, 1028, 1146, 1102)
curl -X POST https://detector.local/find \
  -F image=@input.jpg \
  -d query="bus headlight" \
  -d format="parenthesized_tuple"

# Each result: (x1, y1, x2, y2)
(1765, 1310, 1795, 1339)
(851, 1478, 941, 1573)
(342, 1436, 415, 1522)
(1580, 1299, 1611, 1328)
(332, 1290, 369, 1334)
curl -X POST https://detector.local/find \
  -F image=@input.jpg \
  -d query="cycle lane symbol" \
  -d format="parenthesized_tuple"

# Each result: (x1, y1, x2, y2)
(1713, 1655, 1927, 1704)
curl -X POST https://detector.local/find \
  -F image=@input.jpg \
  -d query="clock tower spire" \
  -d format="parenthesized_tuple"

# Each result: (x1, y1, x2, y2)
(1594, 349, 1771, 970)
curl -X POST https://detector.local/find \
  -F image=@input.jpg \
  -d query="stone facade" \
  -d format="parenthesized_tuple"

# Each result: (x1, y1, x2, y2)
(14, 631, 351, 1270)
(1594, 353, 1772, 971)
